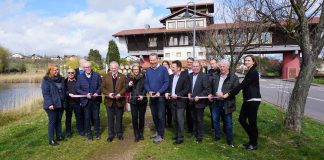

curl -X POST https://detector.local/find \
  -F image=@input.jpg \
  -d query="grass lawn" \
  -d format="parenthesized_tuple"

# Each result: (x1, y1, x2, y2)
(312, 78, 324, 85)
(0, 94, 323, 160)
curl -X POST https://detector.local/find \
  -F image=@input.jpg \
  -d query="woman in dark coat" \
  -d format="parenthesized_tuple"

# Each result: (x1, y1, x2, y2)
(126, 65, 147, 142)
(223, 55, 261, 150)
(41, 64, 66, 146)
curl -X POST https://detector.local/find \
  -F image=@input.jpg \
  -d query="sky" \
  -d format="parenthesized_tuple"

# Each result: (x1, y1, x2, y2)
(0, 0, 213, 57)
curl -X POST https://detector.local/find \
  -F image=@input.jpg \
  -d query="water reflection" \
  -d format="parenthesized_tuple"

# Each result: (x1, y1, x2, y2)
(0, 83, 42, 110)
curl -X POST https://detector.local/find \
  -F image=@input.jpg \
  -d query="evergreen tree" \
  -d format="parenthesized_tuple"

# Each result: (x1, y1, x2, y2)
(0, 46, 9, 73)
(106, 40, 120, 64)
(87, 49, 102, 69)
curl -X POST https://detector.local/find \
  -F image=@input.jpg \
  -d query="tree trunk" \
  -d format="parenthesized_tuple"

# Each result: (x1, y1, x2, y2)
(284, 54, 316, 132)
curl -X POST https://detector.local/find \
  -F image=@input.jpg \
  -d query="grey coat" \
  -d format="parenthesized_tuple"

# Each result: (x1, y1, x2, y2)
(210, 71, 239, 114)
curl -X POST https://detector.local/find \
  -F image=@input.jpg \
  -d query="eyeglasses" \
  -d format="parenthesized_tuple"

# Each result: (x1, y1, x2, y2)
(67, 72, 75, 74)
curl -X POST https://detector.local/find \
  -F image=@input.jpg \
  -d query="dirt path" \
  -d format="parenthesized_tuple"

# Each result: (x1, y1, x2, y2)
(88, 107, 153, 160)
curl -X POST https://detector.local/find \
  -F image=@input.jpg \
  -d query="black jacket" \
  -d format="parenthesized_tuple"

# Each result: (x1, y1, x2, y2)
(41, 76, 67, 110)
(229, 67, 261, 101)
(126, 73, 147, 105)
(190, 72, 211, 108)
(166, 71, 190, 108)
(211, 71, 239, 114)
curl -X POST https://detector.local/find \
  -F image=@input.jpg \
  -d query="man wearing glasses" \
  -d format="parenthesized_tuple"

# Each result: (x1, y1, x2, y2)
(65, 68, 84, 137)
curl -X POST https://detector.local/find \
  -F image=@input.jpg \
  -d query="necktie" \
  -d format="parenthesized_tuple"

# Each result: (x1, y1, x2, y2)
(113, 74, 117, 79)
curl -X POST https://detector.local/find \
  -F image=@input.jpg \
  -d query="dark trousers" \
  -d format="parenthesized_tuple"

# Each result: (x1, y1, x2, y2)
(208, 104, 214, 129)
(130, 103, 147, 139)
(239, 101, 260, 146)
(150, 97, 165, 138)
(106, 103, 124, 138)
(165, 101, 172, 127)
(186, 103, 193, 132)
(212, 101, 233, 145)
(191, 107, 205, 139)
(65, 104, 73, 135)
(171, 102, 185, 141)
(45, 108, 63, 141)
(84, 100, 100, 137)
(66, 103, 84, 135)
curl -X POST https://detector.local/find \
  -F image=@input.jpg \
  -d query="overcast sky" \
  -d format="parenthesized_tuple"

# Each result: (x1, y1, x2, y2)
(0, 0, 213, 57)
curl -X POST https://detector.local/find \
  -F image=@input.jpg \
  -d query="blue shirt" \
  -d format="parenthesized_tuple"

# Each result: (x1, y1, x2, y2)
(144, 65, 169, 94)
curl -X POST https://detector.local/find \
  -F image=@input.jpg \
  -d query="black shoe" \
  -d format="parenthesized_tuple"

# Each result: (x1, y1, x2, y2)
(196, 138, 203, 143)
(245, 144, 257, 151)
(57, 137, 64, 141)
(49, 140, 59, 146)
(66, 133, 72, 138)
(118, 136, 124, 140)
(214, 137, 220, 141)
(87, 136, 93, 141)
(96, 135, 101, 140)
(173, 140, 184, 145)
(134, 138, 139, 142)
(107, 137, 114, 142)
(172, 136, 177, 140)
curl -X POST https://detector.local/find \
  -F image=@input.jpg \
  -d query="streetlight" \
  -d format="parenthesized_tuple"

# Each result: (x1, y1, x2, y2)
(183, 1, 196, 59)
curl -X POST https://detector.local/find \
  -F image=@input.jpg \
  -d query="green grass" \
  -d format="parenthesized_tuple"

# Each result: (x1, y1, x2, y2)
(312, 78, 324, 85)
(0, 94, 323, 160)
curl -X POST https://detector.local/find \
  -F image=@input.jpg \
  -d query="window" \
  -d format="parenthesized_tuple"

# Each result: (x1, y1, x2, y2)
(179, 35, 189, 45)
(168, 36, 178, 46)
(178, 21, 185, 28)
(176, 52, 181, 57)
(148, 37, 157, 47)
(165, 53, 170, 58)
(187, 52, 192, 57)
(186, 21, 194, 28)
(168, 22, 176, 29)
(260, 32, 272, 44)
(195, 20, 204, 27)
(198, 52, 204, 57)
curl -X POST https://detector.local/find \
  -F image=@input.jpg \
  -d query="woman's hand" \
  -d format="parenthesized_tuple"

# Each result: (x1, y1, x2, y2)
(49, 105, 54, 110)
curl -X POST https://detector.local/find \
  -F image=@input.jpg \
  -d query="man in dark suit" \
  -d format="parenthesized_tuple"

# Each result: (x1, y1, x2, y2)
(189, 60, 210, 143)
(102, 61, 126, 142)
(76, 61, 102, 140)
(183, 57, 194, 133)
(165, 60, 190, 145)
(207, 59, 219, 130)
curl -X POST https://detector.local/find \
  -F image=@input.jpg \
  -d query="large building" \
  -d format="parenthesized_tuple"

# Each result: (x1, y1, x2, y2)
(113, 2, 319, 79)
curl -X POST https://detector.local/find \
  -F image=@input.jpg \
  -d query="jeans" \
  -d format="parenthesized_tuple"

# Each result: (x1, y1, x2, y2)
(150, 97, 165, 138)
(45, 108, 63, 141)
(212, 101, 233, 145)
(84, 100, 100, 137)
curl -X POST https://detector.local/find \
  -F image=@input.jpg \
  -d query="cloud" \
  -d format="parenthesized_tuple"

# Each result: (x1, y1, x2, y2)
(0, 1, 164, 57)
(0, 0, 215, 57)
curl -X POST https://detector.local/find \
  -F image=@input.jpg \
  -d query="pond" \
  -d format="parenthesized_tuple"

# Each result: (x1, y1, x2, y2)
(0, 83, 42, 110)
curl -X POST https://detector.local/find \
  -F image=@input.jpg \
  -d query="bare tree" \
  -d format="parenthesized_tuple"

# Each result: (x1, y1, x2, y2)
(197, 0, 268, 70)
(248, 0, 324, 132)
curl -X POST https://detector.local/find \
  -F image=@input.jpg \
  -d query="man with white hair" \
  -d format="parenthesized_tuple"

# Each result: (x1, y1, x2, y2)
(208, 59, 239, 147)
(102, 61, 126, 142)
(76, 61, 102, 140)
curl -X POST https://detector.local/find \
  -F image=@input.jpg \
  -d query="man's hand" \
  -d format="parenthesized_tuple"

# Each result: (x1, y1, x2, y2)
(223, 93, 229, 99)
(216, 92, 224, 98)
(129, 81, 133, 86)
(194, 96, 199, 102)
(208, 94, 213, 102)
(108, 93, 115, 99)
(137, 96, 143, 101)
(171, 94, 177, 99)
(68, 93, 74, 97)
(115, 94, 121, 99)
(86, 93, 91, 99)
(93, 93, 98, 97)
(149, 91, 155, 97)
(165, 93, 170, 99)
(188, 93, 193, 101)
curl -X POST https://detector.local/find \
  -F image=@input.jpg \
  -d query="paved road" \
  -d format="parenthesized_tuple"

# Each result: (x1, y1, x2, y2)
(259, 78, 324, 123)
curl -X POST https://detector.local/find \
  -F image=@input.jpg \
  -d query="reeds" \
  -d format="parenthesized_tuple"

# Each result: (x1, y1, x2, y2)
(0, 73, 44, 83)
(0, 97, 42, 126)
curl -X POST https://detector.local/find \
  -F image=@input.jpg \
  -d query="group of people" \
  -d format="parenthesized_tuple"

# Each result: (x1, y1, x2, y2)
(41, 53, 261, 151)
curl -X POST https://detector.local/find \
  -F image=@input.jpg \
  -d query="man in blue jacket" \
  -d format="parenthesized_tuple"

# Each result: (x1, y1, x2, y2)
(76, 61, 102, 140)
(144, 53, 169, 144)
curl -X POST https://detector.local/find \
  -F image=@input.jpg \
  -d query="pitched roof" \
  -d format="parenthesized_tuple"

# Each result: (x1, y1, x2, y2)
(167, 2, 214, 13)
(159, 8, 213, 24)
